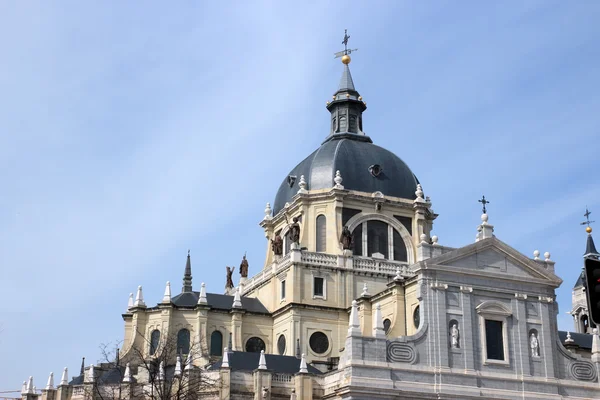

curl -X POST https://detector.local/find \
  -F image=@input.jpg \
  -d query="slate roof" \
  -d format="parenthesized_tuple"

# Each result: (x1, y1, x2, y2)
(209, 351, 322, 375)
(170, 292, 269, 314)
(574, 271, 585, 289)
(69, 365, 136, 385)
(558, 330, 593, 349)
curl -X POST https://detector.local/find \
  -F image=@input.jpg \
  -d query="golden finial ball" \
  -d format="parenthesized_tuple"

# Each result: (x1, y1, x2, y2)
(587, 226, 593, 233)
(326, 101, 330, 105)
(358, 96, 362, 101)
(341, 54, 351, 64)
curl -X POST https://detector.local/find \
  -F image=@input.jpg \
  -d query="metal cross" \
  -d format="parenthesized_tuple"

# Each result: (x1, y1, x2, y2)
(581, 207, 595, 227)
(478, 195, 490, 214)
(334, 29, 358, 59)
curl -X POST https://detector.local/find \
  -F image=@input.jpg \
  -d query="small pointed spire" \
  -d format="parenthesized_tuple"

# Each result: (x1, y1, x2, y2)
(232, 287, 242, 308)
(221, 348, 230, 368)
(298, 353, 308, 374)
(338, 63, 356, 92)
(134, 286, 145, 307)
(348, 300, 360, 336)
(296, 338, 301, 359)
(360, 282, 369, 297)
(127, 293, 134, 310)
(158, 361, 165, 381)
(162, 281, 171, 303)
(87, 365, 95, 383)
(21, 381, 27, 395)
(173, 355, 182, 377)
(59, 368, 68, 386)
(585, 225, 598, 258)
(264, 203, 272, 220)
(415, 184, 425, 202)
(372, 303, 385, 338)
(182, 250, 193, 293)
(122, 363, 131, 383)
(80, 357, 85, 376)
(198, 282, 208, 304)
(565, 331, 574, 344)
(297, 175, 307, 194)
(258, 350, 267, 370)
(184, 352, 193, 372)
(45, 372, 54, 390)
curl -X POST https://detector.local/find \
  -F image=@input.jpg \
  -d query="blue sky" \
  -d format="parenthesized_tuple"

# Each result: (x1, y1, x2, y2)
(1, 0, 599, 390)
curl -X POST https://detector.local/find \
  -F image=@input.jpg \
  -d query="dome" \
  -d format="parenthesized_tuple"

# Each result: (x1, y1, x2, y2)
(273, 134, 419, 214)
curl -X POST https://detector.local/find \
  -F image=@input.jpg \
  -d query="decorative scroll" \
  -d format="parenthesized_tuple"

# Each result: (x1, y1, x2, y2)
(386, 341, 417, 364)
(569, 361, 597, 382)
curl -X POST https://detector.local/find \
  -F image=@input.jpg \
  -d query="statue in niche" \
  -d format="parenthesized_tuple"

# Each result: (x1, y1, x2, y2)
(271, 234, 283, 256)
(287, 216, 301, 245)
(225, 266, 234, 290)
(450, 322, 460, 349)
(239, 253, 249, 278)
(530, 332, 540, 357)
(339, 225, 353, 250)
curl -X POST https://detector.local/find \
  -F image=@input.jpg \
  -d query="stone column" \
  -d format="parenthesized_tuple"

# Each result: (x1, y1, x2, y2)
(294, 374, 313, 400)
(253, 370, 272, 400)
(430, 282, 449, 369)
(231, 311, 243, 351)
(41, 389, 56, 400)
(54, 386, 70, 400)
(219, 368, 231, 400)
(459, 286, 475, 371)
(196, 306, 209, 365)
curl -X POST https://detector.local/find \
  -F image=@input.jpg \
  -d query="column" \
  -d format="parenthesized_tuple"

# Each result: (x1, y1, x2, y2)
(459, 286, 475, 371)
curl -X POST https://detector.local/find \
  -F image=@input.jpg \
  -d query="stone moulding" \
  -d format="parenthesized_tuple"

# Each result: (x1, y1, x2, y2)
(386, 341, 417, 364)
(569, 361, 597, 382)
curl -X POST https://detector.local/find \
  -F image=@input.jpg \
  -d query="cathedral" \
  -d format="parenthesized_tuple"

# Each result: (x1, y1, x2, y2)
(18, 38, 600, 400)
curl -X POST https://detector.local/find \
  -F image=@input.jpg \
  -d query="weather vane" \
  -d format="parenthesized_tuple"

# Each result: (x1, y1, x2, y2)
(581, 207, 595, 230)
(478, 195, 490, 214)
(334, 29, 358, 63)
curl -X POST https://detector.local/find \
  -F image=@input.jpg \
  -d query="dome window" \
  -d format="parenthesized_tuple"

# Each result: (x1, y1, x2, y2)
(369, 164, 382, 177)
(287, 175, 297, 188)
(349, 115, 357, 132)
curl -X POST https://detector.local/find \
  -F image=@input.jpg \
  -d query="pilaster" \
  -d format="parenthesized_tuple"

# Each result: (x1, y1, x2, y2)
(231, 310, 244, 351)
(459, 286, 475, 371)
(40, 390, 56, 400)
(359, 300, 372, 336)
(253, 369, 272, 400)
(430, 282, 449, 368)
(294, 374, 313, 400)
(538, 296, 557, 379)
(512, 293, 529, 376)
(54, 386, 69, 400)
(196, 305, 209, 365)
(219, 368, 231, 400)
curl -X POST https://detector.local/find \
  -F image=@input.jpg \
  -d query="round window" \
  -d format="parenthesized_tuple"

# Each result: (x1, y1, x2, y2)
(413, 305, 420, 329)
(309, 332, 329, 354)
(277, 335, 286, 355)
(245, 337, 266, 353)
(383, 319, 391, 334)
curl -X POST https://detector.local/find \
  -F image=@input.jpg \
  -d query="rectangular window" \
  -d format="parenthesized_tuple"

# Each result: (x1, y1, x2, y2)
(485, 319, 504, 360)
(281, 280, 286, 300)
(367, 220, 389, 259)
(313, 277, 324, 297)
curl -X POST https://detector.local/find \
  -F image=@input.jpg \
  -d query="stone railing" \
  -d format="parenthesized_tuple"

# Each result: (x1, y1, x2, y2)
(354, 257, 413, 276)
(272, 373, 294, 383)
(72, 386, 85, 396)
(300, 251, 337, 267)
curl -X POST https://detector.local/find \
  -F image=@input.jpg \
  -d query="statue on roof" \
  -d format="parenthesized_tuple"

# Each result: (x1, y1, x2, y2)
(287, 216, 301, 245)
(225, 266, 234, 290)
(271, 234, 283, 256)
(239, 254, 249, 278)
(340, 225, 353, 250)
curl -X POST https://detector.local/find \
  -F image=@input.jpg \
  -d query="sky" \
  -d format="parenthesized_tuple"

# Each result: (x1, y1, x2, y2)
(0, 0, 599, 391)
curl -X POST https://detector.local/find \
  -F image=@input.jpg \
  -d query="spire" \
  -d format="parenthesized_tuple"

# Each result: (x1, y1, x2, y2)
(127, 293, 134, 310)
(582, 207, 597, 258)
(122, 363, 132, 383)
(162, 281, 171, 303)
(198, 282, 208, 305)
(26, 377, 34, 394)
(298, 353, 308, 374)
(221, 348, 230, 368)
(134, 286, 145, 307)
(184, 352, 193, 372)
(59, 368, 68, 386)
(21, 381, 27, 395)
(182, 250, 193, 293)
(325, 30, 369, 142)
(45, 372, 54, 390)
(174, 355, 182, 377)
(80, 357, 85, 376)
(372, 303, 385, 338)
(348, 300, 361, 336)
(232, 287, 242, 308)
(258, 350, 267, 370)
(158, 361, 165, 381)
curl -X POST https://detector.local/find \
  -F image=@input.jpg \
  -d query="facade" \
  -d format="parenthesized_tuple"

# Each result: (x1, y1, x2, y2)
(20, 49, 600, 400)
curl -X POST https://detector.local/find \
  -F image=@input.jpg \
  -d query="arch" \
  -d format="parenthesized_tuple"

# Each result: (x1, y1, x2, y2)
(383, 319, 392, 334)
(177, 328, 191, 355)
(476, 301, 512, 316)
(346, 213, 415, 264)
(339, 115, 347, 131)
(149, 329, 160, 356)
(316, 214, 327, 253)
(210, 331, 223, 356)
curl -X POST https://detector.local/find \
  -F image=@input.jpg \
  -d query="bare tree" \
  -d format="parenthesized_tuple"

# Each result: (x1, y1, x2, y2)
(86, 330, 219, 400)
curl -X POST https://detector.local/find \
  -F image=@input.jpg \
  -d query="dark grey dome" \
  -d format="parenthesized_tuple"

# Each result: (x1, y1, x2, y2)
(273, 135, 419, 214)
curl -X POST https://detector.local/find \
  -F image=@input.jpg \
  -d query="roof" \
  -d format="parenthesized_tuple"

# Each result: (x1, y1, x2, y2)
(273, 137, 419, 214)
(574, 271, 585, 289)
(209, 351, 322, 375)
(585, 234, 598, 257)
(171, 292, 270, 314)
(558, 330, 593, 349)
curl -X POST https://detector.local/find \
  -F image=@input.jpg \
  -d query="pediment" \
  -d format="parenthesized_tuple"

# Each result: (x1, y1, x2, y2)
(426, 237, 562, 286)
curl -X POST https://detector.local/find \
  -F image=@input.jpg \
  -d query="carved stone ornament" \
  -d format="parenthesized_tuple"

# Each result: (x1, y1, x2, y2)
(387, 341, 417, 364)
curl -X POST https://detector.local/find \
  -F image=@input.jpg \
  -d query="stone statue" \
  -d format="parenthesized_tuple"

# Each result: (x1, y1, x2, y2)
(271, 234, 283, 256)
(450, 323, 460, 349)
(530, 332, 539, 357)
(225, 266, 234, 290)
(239, 254, 249, 278)
(340, 225, 353, 250)
(288, 216, 301, 245)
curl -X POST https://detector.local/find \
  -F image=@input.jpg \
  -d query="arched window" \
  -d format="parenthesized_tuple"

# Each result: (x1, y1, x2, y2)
(177, 328, 191, 355)
(245, 337, 266, 353)
(339, 116, 347, 132)
(149, 330, 160, 356)
(210, 331, 223, 356)
(393, 229, 407, 261)
(582, 315, 590, 332)
(383, 319, 391, 334)
(332, 117, 337, 132)
(316, 215, 326, 252)
(349, 115, 357, 132)
(367, 220, 388, 259)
